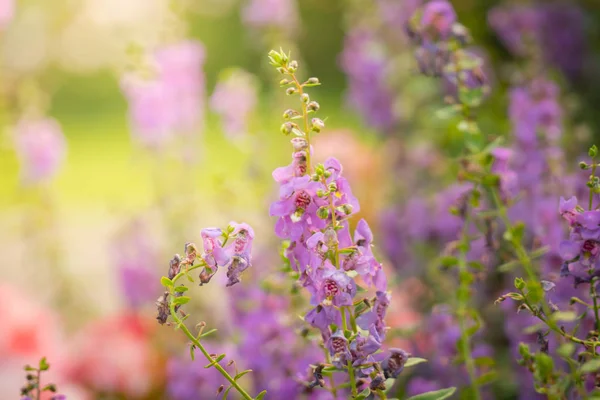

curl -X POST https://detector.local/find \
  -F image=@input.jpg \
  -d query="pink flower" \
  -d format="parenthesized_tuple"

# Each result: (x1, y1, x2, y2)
(0, 0, 14, 29)
(14, 118, 66, 184)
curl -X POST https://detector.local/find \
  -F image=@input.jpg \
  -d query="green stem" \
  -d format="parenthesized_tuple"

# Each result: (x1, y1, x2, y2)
(36, 369, 41, 400)
(590, 161, 597, 211)
(591, 277, 600, 332)
(286, 69, 312, 174)
(323, 348, 338, 398)
(455, 192, 481, 400)
(169, 302, 255, 400)
(340, 307, 358, 396)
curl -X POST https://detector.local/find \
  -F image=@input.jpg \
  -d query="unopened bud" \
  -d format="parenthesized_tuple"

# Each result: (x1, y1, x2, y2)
(340, 204, 353, 215)
(280, 78, 291, 86)
(216, 385, 224, 395)
(306, 77, 319, 85)
(324, 228, 338, 248)
(307, 101, 320, 112)
(288, 60, 298, 71)
(311, 118, 325, 132)
(317, 207, 329, 219)
(301, 93, 310, 103)
(286, 87, 297, 96)
(281, 122, 294, 135)
(283, 109, 299, 119)
(290, 137, 308, 151)
(580, 161, 589, 170)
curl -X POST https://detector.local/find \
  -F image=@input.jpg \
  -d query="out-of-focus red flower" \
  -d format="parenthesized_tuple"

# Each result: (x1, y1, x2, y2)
(67, 313, 163, 398)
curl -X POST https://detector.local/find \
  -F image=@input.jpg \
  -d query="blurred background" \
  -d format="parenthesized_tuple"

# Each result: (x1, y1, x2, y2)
(1, 0, 600, 399)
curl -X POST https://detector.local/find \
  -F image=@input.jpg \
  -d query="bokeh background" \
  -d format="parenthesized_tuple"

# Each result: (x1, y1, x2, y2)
(1, 0, 600, 399)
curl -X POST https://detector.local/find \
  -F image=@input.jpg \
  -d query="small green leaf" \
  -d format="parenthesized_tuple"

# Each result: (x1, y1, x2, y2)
(581, 358, 600, 373)
(354, 388, 371, 400)
(475, 371, 497, 386)
(161, 276, 174, 288)
(406, 387, 457, 400)
(174, 286, 189, 292)
(255, 389, 268, 399)
(173, 296, 190, 305)
(557, 343, 576, 358)
(24, 365, 36, 371)
(405, 357, 428, 368)
(439, 256, 458, 268)
(551, 311, 578, 322)
(234, 369, 253, 380)
(39, 357, 49, 371)
(199, 328, 218, 338)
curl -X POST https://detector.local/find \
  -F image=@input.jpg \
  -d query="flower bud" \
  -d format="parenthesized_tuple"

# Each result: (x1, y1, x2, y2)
(311, 118, 325, 132)
(283, 109, 299, 119)
(340, 204, 353, 215)
(280, 78, 291, 86)
(324, 227, 338, 248)
(286, 87, 297, 96)
(306, 77, 320, 85)
(288, 60, 298, 71)
(290, 137, 308, 151)
(301, 93, 310, 103)
(328, 182, 337, 192)
(281, 122, 294, 135)
(307, 101, 320, 112)
(317, 206, 329, 219)
(580, 161, 589, 170)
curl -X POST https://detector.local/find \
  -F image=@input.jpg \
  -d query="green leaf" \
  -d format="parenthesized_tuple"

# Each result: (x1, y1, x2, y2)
(24, 365, 36, 371)
(406, 387, 457, 400)
(551, 311, 578, 322)
(39, 357, 49, 371)
(234, 369, 253, 380)
(354, 388, 371, 400)
(173, 296, 190, 305)
(557, 343, 576, 358)
(255, 390, 268, 400)
(204, 353, 226, 368)
(581, 358, 600, 373)
(405, 357, 428, 368)
(475, 371, 497, 386)
(439, 256, 458, 268)
(174, 286, 189, 292)
(161, 276, 174, 288)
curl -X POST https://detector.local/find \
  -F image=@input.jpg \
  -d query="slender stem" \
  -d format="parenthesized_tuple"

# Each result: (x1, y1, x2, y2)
(590, 161, 597, 211)
(455, 192, 481, 400)
(169, 303, 255, 400)
(286, 70, 312, 173)
(591, 277, 600, 332)
(323, 348, 338, 397)
(340, 307, 358, 396)
(35, 369, 41, 400)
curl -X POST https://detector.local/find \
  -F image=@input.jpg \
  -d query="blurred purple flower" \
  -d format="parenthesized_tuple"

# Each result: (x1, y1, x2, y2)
(210, 69, 258, 140)
(121, 41, 205, 147)
(242, 0, 298, 31)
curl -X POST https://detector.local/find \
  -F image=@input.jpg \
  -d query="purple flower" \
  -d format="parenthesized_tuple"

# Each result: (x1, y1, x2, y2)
(357, 291, 390, 338)
(305, 305, 341, 338)
(327, 330, 352, 367)
(312, 261, 356, 307)
(200, 227, 228, 269)
(14, 117, 66, 184)
(420, 0, 456, 40)
(559, 196, 579, 225)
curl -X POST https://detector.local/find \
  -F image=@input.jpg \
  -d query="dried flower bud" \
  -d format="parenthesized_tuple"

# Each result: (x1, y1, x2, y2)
(185, 243, 198, 264)
(168, 254, 182, 280)
(156, 292, 170, 325)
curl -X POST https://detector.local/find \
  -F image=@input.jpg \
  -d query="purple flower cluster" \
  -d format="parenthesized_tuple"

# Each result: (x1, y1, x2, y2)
(489, 3, 585, 78)
(242, 0, 298, 32)
(339, 29, 397, 131)
(559, 197, 600, 278)
(121, 41, 205, 148)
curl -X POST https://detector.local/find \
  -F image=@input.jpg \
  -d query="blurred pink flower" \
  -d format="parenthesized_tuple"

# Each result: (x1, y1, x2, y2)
(14, 118, 66, 184)
(68, 313, 162, 397)
(121, 40, 205, 147)
(0, 0, 13, 28)
(210, 69, 258, 140)
(242, 0, 298, 31)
